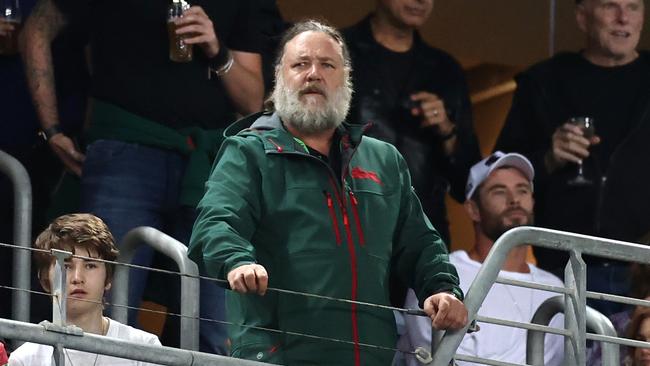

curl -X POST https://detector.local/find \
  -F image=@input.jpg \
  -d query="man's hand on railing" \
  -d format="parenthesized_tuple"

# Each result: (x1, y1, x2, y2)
(227, 263, 268, 295)
(423, 292, 468, 330)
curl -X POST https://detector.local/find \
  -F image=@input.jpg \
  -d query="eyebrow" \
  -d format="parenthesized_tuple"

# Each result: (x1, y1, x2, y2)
(485, 183, 506, 192)
(294, 55, 339, 63)
(63, 257, 100, 263)
(485, 182, 531, 192)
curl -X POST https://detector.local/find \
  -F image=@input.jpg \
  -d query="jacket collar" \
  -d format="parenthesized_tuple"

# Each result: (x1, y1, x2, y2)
(228, 111, 370, 152)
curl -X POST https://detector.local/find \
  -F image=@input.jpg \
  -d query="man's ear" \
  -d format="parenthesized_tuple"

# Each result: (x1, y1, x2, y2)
(464, 199, 481, 223)
(575, 4, 588, 33)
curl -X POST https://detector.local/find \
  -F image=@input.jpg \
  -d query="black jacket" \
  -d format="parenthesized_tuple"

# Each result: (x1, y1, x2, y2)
(496, 51, 650, 270)
(343, 16, 480, 244)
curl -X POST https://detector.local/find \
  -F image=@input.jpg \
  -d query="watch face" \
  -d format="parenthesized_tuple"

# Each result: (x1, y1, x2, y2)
(38, 130, 48, 141)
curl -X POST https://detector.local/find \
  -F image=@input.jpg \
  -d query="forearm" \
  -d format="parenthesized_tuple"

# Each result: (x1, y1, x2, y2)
(20, 0, 66, 129)
(219, 51, 264, 115)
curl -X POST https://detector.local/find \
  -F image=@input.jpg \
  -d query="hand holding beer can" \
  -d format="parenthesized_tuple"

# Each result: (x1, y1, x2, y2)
(0, 0, 21, 55)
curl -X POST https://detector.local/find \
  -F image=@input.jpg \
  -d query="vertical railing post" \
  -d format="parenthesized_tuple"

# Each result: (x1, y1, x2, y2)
(53, 344, 66, 366)
(50, 249, 72, 366)
(112, 227, 200, 350)
(0, 150, 33, 325)
(586, 307, 620, 366)
(50, 249, 71, 327)
(564, 250, 587, 365)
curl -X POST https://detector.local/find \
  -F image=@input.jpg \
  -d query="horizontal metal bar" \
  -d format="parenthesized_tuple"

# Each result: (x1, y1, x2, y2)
(494, 277, 571, 295)
(454, 353, 532, 366)
(587, 333, 650, 349)
(0, 318, 271, 366)
(586, 291, 650, 308)
(475, 315, 572, 337)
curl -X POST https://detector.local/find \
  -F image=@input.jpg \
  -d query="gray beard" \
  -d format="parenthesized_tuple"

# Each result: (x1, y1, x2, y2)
(272, 75, 352, 135)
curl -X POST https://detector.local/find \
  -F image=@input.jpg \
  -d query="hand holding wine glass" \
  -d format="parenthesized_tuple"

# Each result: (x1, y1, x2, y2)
(566, 117, 596, 185)
(545, 117, 600, 179)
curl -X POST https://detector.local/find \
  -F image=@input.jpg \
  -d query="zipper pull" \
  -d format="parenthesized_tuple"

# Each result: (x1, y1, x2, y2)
(349, 191, 358, 206)
(323, 190, 342, 245)
(266, 137, 283, 152)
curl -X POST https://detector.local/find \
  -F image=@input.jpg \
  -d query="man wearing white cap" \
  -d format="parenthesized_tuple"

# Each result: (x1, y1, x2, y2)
(398, 151, 564, 365)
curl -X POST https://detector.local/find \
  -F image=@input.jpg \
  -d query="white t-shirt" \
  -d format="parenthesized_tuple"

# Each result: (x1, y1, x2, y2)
(399, 250, 564, 366)
(9, 318, 163, 366)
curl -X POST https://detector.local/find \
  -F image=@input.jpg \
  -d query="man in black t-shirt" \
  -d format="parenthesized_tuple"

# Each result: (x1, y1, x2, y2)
(343, 0, 480, 247)
(20, 0, 265, 354)
(496, 0, 649, 316)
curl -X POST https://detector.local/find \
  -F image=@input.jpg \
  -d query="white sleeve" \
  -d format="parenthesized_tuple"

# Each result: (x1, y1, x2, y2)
(402, 288, 434, 366)
(7, 356, 26, 366)
(7, 342, 47, 366)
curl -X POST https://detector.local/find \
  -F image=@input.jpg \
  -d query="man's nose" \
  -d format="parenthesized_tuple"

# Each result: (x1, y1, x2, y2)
(69, 266, 84, 284)
(306, 64, 322, 81)
(617, 7, 630, 23)
(507, 191, 519, 205)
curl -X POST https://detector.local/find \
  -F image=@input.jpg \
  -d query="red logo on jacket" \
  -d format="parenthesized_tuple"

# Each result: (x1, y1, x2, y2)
(351, 167, 382, 185)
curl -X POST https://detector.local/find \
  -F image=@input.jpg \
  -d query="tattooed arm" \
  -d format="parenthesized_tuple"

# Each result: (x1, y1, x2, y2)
(20, 0, 85, 176)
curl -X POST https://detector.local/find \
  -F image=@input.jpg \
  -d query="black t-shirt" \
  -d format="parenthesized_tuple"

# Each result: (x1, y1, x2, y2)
(561, 55, 648, 173)
(343, 16, 480, 246)
(369, 46, 417, 116)
(54, 0, 262, 130)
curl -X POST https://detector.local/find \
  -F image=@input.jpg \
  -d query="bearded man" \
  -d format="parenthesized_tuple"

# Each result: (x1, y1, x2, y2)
(187, 20, 468, 366)
(400, 151, 565, 365)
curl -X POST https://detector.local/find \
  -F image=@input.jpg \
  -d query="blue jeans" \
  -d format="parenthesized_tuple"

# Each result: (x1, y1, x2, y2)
(80, 139, 227, 354)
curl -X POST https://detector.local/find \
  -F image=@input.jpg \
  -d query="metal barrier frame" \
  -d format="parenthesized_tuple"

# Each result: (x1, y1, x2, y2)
(526, 296, 619, 366)
(432, 226, 650, 366)
(111, 227, 200, 351)
(0, 150, 33, 324)
(0, 317, 270, 366)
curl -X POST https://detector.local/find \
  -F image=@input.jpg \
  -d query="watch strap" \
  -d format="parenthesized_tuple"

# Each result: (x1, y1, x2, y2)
(40, 124, 64, 141)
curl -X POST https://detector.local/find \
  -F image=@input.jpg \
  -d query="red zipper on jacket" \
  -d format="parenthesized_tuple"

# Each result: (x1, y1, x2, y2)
(328, 178, 361, 366)
(348, 191, 365, 246)
(324, 191, 342, 245)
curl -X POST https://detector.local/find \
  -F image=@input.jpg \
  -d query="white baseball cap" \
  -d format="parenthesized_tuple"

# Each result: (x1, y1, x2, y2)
(465, 151, 535, 200)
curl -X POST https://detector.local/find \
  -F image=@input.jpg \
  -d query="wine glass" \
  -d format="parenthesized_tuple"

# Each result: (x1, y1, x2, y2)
(567, 116, 596, 186)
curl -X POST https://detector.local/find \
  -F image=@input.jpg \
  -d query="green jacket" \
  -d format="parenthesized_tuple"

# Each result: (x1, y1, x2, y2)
(188, 112, 462, 365)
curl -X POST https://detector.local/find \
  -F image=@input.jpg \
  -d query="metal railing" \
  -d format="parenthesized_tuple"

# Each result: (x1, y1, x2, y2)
(111, 227, 200, 351)
(526, 296, 618, 366)
(432, 226, 650, 366)
(0, 149, 32, 324)
(0, 317, 271, 366)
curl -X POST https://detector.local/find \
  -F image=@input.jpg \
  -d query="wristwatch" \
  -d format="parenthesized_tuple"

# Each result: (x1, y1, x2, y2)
(439, 124, 457, 141)
(39, 124, 64, 141)
(207, 47, 234, 80)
